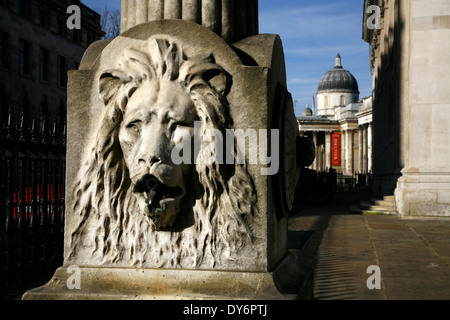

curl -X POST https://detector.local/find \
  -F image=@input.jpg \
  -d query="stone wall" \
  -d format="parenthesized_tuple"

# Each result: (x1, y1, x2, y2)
(363, 0, 450, 216)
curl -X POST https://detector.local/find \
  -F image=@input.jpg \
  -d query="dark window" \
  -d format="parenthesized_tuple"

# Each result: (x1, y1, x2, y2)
(57, 55, 66, 87)
(19, 39, 30, 75)
(72, 29, 80, 44)
(56, 18, 63, 35)
(18, 0, 29, 17)
(40, 48, 49, 81)
(0, 0, 10, 8)
(73, 61, 79, 70)
(0, 31, 9, 68)
(87, 34, 93, 46)
(39, 9, 47, 27)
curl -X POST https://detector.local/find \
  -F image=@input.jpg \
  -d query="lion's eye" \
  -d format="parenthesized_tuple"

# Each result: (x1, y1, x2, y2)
(126, 121, 141, 132)
(169, 121, 189, 132)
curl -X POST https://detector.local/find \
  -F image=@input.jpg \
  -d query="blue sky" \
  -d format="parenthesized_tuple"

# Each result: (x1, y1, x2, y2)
(81, 0, 372, 116)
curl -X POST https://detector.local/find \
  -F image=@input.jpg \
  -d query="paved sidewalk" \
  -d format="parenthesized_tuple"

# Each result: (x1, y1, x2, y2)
(288, 193, 450, 300)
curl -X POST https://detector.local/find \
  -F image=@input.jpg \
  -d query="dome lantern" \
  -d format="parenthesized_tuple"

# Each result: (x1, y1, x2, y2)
(335, 53, 342, 68)
(317, 54, 359, 94)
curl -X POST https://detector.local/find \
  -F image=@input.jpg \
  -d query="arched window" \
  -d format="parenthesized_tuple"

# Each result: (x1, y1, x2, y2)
(340, 95, 346, 105)
(324, 95, 328, 107)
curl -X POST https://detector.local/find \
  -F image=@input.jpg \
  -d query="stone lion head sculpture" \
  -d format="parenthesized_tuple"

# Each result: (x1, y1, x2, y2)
(68, 38, 257, 269)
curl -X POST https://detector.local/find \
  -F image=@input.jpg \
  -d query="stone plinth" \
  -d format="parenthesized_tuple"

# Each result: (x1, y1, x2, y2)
(23, 255, 312, 300)
(23, 18, 309, 299)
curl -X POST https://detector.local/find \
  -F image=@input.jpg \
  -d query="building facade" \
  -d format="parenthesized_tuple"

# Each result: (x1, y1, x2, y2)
(0, 0, 103, 294)
(363, 0, 450, 216)
(0, 0, 103, 126)
(298, 54, 373, 176)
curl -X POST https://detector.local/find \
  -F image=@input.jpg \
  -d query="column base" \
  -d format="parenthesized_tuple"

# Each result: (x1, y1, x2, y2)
(395, 167, 450, 217)
(22, 254, 313, 300)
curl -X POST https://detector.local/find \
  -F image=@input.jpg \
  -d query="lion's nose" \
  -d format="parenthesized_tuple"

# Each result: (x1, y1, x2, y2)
(138, 154, 161, 168)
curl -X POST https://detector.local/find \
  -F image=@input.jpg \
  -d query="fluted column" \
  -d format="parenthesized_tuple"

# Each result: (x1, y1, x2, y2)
(148, 0, 164, 20)
(346, 130, 354, 175)
(312, 132, 318, 171)
(120, 0, 259, 43)
(182, 0, 200, 23)
(359, 125, 364, 172)
(164, 0, 181, 19)
(363, 124, 368, 173)
(367, 123, 372, 172)
(325, 132, 331, 170)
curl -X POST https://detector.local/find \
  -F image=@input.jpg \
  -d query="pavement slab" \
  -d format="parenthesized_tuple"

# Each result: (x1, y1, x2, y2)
(289, 193, 450, 300)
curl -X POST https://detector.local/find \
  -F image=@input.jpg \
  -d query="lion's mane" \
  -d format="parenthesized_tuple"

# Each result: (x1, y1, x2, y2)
(68, 38, 257, 269)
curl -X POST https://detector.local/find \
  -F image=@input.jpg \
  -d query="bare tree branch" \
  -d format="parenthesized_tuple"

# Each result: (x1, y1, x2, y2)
(98, 7, 121, 39)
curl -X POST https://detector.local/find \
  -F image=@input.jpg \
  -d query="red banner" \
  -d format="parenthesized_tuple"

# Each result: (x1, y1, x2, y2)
(331, 132, 341, 166)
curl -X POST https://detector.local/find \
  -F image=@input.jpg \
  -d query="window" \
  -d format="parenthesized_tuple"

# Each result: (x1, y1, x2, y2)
(19, 39, 30, 75)
(39, 9, 47, 27)
(87, 34, 93, 46)
(40, 48, 49, 81)
(324, 96, 329, 107)
(56, 18, 64, 35)
(0, 31, 8, 68)
(0, 0, 10, 8)
(72, 29, 81, 44)
(340, 95, 346, 105)
(18, 0, 29, 17)
(57, 55, 66, 87)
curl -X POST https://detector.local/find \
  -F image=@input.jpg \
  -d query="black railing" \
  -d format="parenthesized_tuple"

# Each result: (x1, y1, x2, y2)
(336, 171, 372, 192)
(296, 168, 372, 203)
(0, 104, 66, 295)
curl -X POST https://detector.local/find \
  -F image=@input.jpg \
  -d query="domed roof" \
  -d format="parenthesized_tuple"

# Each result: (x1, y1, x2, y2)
(317, 54, 359, 94)
(302, 104, 313, 116)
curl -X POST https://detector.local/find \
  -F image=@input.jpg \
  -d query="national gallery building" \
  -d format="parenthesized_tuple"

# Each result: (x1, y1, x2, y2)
(297, 54, 373, 176)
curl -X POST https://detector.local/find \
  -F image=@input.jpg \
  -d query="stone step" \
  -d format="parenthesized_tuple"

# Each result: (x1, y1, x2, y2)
(349, 204, 397, 215)
(360, 201, 394, 210)
(349, 194, 398, 216)
(361, 209, 397, 215)
(370, 199, 397, 208)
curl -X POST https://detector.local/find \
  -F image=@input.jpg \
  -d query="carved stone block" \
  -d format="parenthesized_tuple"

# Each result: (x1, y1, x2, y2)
(23, 20, 310, 300)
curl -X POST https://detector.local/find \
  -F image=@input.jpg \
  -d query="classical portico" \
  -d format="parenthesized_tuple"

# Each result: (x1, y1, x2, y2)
(298, 55, 372, 176)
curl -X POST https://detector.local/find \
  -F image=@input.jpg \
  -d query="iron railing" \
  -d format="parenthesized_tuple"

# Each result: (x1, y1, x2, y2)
(0, 104, 66, 295)
(296, 168, 372, 203)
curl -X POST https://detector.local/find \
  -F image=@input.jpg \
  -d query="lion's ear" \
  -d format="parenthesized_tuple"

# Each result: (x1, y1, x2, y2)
(99, 70, 130, 105)
(204, 70, 229, 97)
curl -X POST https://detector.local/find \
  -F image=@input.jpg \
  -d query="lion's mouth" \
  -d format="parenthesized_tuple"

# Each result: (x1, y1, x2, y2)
(134, 175, 185, 230)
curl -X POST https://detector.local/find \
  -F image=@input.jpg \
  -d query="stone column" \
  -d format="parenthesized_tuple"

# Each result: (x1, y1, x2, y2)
(342, 130, 347, 173)
(368, 123, 372, 172)
(359, 125, 364, 172)
(325, 131, 331, 170)
(312, 132, 318, 170)
(346, 130, 353, 174)
(363, 124, 368, 173)
(120, 0, 259, 44)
